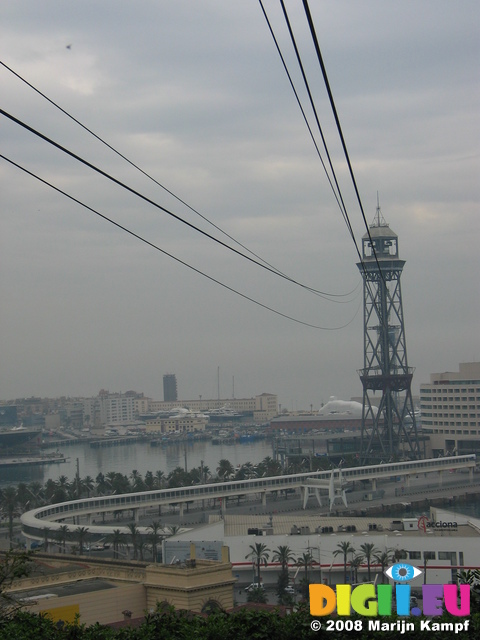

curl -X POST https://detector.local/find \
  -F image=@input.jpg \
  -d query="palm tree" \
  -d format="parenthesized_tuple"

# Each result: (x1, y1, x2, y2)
(74, 526, 89, 555)
(0, 486, 18, 548)
(235, 462, 257, 480)
(144, 471, 155, 490)
(272, 545, 295, 572)
(43, 527, 51, 553)
(245, 542, 270, 586)
(272, 545, 295, 602)
(154, 470, 166, 489)
(57, 524, 70, 554)
(130, 470, 145, 492)
(350, 554, 364, 584)
(147, 521, 163, 562)
(27, 482, 45, 508)
(127, 523, 140, 560)
(296, 552, 314, 598)
(15, 483, 31, 511)
(81, 476, 95, 498)
(109, 529, 125, 560)
(333, 541, 356, 583)
(257, 456, 282, 477)
(166, 525, 181, 536)
(216, 459, 234, 480)
(360, 542, 378, 582)
(374, 550, 392, 584)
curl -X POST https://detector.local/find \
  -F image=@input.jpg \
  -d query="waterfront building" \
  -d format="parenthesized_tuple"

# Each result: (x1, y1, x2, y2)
(148, 393, 278, 422)
(420, 362, 480, 455)
(269, 397, 371, 434)
(144, 411, 207, 434)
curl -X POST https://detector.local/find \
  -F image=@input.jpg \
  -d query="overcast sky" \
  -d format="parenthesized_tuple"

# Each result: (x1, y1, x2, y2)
(1, 1, 479, 409)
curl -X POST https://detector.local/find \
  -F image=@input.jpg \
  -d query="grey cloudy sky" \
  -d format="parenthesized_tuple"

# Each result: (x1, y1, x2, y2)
(1, 1, 479, 409)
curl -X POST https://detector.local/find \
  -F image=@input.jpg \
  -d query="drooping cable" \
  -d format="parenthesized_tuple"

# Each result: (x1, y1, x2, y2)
(0, 153, 361, 331)
(299, 0, 390, 336)
(260, 1, 387, 322)
(0, 60, 357, 300)
(0, 107, 354, 301)
(300, 0, 384, 278)
(276, 0, 359, 254)
(257, 2, 346, 226)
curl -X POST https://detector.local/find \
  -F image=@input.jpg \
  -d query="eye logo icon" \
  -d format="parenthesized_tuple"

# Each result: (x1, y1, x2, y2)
(385, 563, 422, 582)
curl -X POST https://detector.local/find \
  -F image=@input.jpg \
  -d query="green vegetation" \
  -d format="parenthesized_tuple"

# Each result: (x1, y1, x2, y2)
(1, 607, 480, 640)
(0, 551, 34, 618)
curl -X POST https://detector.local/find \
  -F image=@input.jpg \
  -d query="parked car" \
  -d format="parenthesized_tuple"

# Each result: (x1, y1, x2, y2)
(284, 586, 296, 595)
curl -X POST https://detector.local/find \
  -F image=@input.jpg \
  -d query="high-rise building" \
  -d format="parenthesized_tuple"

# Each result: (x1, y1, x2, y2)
(357, 204, 420, 463)
(420, 362, 480, 455)
(163, 374, 178, 402)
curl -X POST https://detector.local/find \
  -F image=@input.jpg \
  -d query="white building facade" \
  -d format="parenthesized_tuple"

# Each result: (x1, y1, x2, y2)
(420, 362, 480, 455)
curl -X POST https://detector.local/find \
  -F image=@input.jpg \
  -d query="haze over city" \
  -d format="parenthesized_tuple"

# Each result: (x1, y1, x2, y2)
(1, 1, 479, 409)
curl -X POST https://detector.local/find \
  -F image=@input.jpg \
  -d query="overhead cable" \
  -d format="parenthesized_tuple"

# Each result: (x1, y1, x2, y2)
(0, 60, 357, 301)
(0, 107, 354, 302)
(0, 153, 361, 331)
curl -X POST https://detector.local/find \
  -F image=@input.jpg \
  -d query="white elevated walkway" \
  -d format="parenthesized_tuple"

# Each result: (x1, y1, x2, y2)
(20, 455, 475, 542)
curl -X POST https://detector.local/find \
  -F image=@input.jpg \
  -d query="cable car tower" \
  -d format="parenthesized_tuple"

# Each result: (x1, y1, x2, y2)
(357, 201, 420, 463)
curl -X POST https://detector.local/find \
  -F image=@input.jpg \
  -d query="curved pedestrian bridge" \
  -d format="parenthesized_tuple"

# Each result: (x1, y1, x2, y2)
(20, 454, 476, 543)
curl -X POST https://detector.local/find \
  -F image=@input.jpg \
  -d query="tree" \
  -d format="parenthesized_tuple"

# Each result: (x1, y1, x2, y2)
(147, 521, 163, 562)
(374, 549, 393, 584)
(130, 470, 145, 492)
(296, 552, 314, 600)
(245, 542, 270, 586)
(95, 472, 108, 495)
(56, 524, 70, 554)
(74, 526, 89, 555)
(144, 471, 155, 490)
(127, 523, 140, 560)
(273, 545, 295, 604)
(216, 459, 234, 480)
(109, 529, 125, 560)
(81, 475, 95, 498)
(350, 554, 364, 584)
(246, 586, 268, 604)
(360, 542, 378, 581)
(0, 550, 34, 617)
(272, 545, 295, 572)
(257, 456, 282, 477)
(154, 470, 166, 489)
(42, 527, 51, 553)
(333, 541, 355, 583)
(0, 487, 18, 549)
(166, 525, 181, 536)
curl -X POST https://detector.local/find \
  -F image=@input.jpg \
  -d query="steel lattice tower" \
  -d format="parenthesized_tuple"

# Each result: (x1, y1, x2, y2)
(357, 203, 420, 463)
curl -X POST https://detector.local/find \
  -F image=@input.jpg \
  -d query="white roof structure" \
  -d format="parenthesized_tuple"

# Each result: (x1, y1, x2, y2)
(319, 396, 378, 417)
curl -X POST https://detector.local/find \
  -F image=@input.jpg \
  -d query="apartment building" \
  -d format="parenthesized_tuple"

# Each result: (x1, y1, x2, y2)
(420, 362, 480, 455)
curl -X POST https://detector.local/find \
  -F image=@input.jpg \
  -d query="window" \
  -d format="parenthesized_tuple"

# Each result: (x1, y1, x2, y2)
(438, 551, 457, 563)
(424, 551, 436, 560)
(409, 551, 421, 560)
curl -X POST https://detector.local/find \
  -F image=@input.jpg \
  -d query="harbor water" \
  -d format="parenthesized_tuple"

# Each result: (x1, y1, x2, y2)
(0, 437, 274, 487)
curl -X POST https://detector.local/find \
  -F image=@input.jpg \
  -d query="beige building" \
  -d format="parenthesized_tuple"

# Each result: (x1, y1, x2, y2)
(148, 393, 278, 422)
(420, 362, 480, 455)
(7, 547, 234, 626)
(145, 414, 207, 434)
(253, 393, 278, 422)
